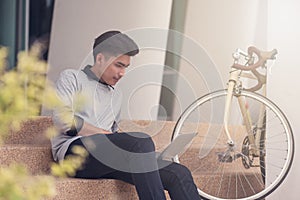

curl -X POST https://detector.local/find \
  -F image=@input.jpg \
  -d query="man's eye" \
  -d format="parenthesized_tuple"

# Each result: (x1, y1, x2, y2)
(116, 64, 127, 69)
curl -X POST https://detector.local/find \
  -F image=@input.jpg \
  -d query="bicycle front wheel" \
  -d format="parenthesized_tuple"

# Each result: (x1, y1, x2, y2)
(171, 90, 294, 200)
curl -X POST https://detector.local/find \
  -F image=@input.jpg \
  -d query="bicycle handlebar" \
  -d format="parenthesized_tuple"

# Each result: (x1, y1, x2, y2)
(244, 69, 266, 92)
(233, 46, 278, 70)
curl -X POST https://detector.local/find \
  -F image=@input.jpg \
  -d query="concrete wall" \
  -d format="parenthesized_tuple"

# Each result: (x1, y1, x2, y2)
(171, 0, 269, 120)
(178, 0, 299, 199)
(46, 0, 172, 120)
(266, 0, 300, 199)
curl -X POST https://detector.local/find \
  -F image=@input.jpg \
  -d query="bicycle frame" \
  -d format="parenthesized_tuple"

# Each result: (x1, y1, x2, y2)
(223, 47, 277, 157)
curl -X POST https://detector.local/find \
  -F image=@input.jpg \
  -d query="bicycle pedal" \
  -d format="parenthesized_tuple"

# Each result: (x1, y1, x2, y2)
(217, 153, 233, 163)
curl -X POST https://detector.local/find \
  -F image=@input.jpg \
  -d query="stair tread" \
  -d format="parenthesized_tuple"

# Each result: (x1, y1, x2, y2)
(1, 117, 262, 199)
(4, 117, 175, 147)
(0, 144, 53, 174)
(52, 177, 138, 200)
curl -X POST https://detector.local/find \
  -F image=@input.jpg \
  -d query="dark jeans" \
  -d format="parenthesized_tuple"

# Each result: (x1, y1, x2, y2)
(65, 132, 202, 200)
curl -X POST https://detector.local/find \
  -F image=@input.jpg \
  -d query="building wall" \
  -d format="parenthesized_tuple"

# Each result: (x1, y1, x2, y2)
(0, 0, 18, 68)
(266, 0, 300, 199)
(171, 0, 267, 119)
(46, 0, 172, 120)
(178, 0, 298, 199)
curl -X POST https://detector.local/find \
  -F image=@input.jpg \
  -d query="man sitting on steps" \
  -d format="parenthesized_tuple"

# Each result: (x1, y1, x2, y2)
(50, 30, 203, 200)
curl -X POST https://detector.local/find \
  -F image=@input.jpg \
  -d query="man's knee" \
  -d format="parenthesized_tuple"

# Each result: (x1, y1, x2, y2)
(176, 164, 193, 179)
(126, 132, 155, 153)
(164, 163, 193, 182)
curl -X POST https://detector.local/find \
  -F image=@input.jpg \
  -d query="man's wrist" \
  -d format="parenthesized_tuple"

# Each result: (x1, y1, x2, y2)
(65, 116, 84, 136)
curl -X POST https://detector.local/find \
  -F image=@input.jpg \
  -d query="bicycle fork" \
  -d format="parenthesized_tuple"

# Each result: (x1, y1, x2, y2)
(223, 69, 260, 156)
(223, 69, 239, 146)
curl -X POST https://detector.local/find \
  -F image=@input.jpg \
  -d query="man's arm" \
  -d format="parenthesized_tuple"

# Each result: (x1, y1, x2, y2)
(78, 121, 111, 136)
(52, 70, 113, 137)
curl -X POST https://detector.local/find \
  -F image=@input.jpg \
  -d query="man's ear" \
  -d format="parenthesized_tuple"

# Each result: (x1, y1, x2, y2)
(96, 53, 105, 64)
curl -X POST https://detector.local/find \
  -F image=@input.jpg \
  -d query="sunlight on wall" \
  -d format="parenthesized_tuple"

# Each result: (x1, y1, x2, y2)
(267, 0, 300, 199)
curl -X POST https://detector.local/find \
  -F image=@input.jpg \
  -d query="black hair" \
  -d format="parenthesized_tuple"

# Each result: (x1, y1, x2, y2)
(92, 30, 139, 61)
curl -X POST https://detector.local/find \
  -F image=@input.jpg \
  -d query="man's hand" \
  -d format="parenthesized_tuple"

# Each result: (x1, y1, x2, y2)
(78, 121, 111, 136)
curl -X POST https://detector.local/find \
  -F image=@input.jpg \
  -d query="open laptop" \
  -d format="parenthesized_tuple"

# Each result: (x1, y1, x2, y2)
(156, 132, 198, 161)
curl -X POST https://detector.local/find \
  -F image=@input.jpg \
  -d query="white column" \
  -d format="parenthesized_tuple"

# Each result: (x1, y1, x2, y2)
(267, 1, 300, 199)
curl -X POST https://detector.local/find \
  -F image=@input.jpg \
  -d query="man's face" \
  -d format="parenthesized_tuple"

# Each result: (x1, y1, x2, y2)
(99, 54, 130, 86)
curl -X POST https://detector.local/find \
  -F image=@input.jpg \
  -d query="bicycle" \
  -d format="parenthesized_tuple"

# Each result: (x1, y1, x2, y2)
(171, 46, 295, 200)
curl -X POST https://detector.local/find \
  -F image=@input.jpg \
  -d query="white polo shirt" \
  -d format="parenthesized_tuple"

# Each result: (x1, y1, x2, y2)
(51, 65, 122, 162)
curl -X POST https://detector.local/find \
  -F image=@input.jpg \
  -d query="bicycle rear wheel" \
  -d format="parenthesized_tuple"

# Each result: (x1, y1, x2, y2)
(171, 90, 294, 200)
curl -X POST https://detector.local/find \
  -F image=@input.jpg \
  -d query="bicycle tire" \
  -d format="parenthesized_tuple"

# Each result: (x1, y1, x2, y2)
(171, 89, 294, 200)
(241, 110, 267, 184)
(259, 111, 267, 184)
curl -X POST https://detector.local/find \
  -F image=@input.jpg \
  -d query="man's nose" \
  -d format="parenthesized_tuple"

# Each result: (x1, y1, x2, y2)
(119, 68, 126, 77)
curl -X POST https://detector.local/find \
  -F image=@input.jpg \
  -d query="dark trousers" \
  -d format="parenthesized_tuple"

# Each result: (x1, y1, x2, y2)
(65, 132, 202, 200)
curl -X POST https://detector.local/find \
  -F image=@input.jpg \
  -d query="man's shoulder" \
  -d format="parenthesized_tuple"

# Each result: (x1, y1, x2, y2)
(58, 68, 86, 80)
(56, 68, 88, 93)
(60, 68, 81, 76)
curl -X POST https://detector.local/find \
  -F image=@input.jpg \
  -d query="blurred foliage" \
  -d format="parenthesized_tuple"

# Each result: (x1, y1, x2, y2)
(0, 164, 56, 200)
(0, 44, 53, 139)
(51, 145, 88, 178)
(0, 44, 87, 199)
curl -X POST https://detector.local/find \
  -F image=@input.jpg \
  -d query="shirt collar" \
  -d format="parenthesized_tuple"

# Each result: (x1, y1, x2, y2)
(82, 65, 114, 89)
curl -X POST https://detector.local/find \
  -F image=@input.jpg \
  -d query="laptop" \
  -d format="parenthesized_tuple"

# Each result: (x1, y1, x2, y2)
(156, 132, 198, 161)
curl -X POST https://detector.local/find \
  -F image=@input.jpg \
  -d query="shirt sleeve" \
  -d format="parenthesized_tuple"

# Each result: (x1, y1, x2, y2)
(111, 110, 121, 133)
(52, 70, 84, 135)
(111, 88, 122, 133)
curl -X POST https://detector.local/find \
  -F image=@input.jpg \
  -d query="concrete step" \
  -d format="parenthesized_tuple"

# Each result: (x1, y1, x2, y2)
(1, 117, 175, 199)
(0, 144, 167, 199)
(0, 143, 264, 199)
(1, 117, 176, 177)
(52, 178, 139, 200)
(1, 117, 264, 199)
(4, 116, 53, 145)
(4, 117, 175, 149)
(52, 177, 172, 200)
(0, 144, 52, 174)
